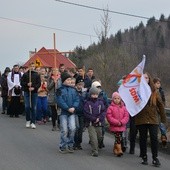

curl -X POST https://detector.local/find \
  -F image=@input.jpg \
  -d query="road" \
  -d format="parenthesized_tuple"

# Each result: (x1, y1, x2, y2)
(0, 113, 170, 170)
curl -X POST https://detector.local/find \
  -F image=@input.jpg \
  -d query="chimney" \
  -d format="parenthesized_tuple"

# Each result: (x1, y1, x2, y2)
(29, 51, 35, 58)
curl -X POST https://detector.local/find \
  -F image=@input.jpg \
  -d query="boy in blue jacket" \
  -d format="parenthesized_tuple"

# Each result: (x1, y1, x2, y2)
(56, 72, 79, 153)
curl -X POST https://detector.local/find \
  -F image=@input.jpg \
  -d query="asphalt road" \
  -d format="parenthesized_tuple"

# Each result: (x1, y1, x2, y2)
(0, 113, 170, 170)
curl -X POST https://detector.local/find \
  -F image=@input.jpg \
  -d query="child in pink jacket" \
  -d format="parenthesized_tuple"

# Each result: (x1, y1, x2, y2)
(106, 92, 129, 156)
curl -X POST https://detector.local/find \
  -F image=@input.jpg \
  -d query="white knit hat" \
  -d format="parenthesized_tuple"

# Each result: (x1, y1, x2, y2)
(91, 81, 101, 88)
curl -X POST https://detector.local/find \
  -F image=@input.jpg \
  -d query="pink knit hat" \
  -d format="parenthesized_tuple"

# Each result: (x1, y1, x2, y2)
(112, 92, 121, 99)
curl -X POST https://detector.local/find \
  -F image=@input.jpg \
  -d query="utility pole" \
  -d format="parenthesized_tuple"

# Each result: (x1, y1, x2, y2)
(53, 33, 57, 68)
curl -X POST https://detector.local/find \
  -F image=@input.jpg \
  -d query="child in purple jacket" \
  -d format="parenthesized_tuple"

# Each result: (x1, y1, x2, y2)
(106, 92, 129, 157)
(84, 87, 106, 157)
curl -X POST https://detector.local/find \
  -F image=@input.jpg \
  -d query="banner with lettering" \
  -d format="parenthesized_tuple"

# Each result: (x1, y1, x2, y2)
(118, 55, 151, 117)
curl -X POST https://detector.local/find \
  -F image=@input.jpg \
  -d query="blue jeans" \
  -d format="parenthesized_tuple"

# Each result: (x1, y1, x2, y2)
(59, 114, 76, 149)
(36, 96, 47, 121)
(159, 123, 166, 136)
(24, 92, 38, 124)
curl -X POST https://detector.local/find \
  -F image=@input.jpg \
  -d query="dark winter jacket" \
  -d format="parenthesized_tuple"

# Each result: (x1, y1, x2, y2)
(84, 97, 106, 127)
(0, 73, 8, 97)
(76, 75, 95, 89)
(21, 70, 41, 93)
(159, 87, 166, 105)
(98, 90, 109, 108)
(56, 84, 80, 115)
(86, 90, 109, 108)
(76, 89, 87, 116)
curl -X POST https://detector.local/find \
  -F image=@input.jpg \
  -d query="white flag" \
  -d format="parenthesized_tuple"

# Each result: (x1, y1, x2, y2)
(118, 55, 151, 117)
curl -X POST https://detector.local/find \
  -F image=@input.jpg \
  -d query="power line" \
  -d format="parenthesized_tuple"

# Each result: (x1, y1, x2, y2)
(55, 0, 150, 20)
(0, 16, 97, 38)
(1, 15, 169, 51)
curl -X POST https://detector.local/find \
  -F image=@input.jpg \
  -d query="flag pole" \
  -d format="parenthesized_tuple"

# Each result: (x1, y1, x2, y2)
(29, 65, 32, 108)
(53, 33, 57, 69)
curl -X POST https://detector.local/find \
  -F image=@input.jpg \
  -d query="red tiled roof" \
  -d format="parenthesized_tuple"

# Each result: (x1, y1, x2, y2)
(23, 47, 76, 68)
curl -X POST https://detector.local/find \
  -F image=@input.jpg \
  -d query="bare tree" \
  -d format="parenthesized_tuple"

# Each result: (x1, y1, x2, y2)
(92, 7, 113, 93)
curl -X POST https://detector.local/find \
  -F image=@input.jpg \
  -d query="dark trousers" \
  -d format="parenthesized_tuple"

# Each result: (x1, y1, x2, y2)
(129, 116, 138, 151)
(8, 96, 20, 117)
(74, 115, 84, 146)
(137, 124, 159, 159)
(50, 105, 58, 127)
(2, 96, 8, 112)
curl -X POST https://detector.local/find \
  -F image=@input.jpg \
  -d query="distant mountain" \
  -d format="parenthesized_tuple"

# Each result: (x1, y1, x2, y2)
(69, 14, 170, 96)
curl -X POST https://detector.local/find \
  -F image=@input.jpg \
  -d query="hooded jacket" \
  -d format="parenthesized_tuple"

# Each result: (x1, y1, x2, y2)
(106, 101, 129, 132)
(56, 84, 79, 115)
(84, 97, 106, 127)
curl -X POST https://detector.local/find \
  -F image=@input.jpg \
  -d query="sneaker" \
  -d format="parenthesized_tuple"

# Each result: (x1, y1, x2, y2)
(59, 148, 67, 154)
(30, 123, 36, 129)
(122, 146, 126, 152)
(77, 145, 83, 150)
(129, 148, 135, 154)
(67, 147, 74, 153)
(141, 156, 148, 165)
(91, 151, 98, 157)
(98, 142, 103, 149)
(52, 126, 56, 131)
(26, 121, 31, 128)
(73, 146, 78, 150)
(152, 158, 161, 167)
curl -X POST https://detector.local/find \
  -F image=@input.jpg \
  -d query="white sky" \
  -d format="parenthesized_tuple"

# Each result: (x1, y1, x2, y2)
(0, 0, 170, 71)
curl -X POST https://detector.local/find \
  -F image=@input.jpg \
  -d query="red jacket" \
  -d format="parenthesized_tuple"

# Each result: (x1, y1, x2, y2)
(106, 101, 129, 132)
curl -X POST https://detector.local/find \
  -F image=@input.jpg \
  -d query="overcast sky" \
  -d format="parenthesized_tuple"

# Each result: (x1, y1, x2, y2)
(0, 0, 170, 71)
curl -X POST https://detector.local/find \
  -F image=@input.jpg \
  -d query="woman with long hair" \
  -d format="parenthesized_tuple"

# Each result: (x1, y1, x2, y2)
(135, 72, 167, 167)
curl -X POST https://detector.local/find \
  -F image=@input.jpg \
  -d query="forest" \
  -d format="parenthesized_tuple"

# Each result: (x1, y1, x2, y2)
(69, 13, 170, 100)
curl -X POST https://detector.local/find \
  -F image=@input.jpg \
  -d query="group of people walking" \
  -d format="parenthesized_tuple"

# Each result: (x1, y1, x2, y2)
(0, 63, 168, 168)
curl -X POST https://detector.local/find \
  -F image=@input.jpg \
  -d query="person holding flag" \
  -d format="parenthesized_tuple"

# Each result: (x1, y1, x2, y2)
(118, 55, 166, 167)
(135, 72, 166, 167)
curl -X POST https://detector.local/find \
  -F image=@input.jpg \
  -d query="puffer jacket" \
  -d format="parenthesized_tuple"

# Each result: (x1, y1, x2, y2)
(135, 95, 167, 125)
(56, 84, 79, 115)
(76, 90, 87, 116)
(84, 97, 106, 127)
(106, 101, 129, 132)
(0, 73, 8, 97)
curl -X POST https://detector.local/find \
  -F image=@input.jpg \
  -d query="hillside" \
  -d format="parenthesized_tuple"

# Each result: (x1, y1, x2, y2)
(69, 14, 170, 101)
